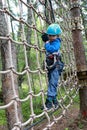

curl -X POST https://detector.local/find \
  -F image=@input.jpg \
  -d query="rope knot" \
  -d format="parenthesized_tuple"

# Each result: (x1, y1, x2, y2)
(12, 95, 19, 101)
(28, 91, 33, 96)
(14, 122, 22, 128)
(30, 114, 35, 119)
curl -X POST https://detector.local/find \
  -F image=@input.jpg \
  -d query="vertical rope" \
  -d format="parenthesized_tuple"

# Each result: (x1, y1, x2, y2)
(18, 1, 35, 130)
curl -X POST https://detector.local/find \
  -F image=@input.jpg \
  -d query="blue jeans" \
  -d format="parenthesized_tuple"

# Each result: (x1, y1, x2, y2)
(47, 67, 59, 100)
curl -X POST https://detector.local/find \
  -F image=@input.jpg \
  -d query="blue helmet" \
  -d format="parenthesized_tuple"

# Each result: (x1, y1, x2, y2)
(46, 23, 62, 35)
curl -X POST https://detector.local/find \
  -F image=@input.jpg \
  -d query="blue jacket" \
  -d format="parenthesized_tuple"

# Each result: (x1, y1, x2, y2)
(44, 38, 61, 54)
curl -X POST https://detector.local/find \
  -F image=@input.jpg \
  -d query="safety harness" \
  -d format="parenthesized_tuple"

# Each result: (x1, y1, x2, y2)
(46, 51, 61, 69)
(46, 51, 64, 75)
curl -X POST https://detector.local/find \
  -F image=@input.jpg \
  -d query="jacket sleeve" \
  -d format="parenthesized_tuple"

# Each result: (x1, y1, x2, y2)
(44, 40, 61, 53)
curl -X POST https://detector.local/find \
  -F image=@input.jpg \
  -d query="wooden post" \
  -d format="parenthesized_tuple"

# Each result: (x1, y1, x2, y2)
(70, 0, 87, 119)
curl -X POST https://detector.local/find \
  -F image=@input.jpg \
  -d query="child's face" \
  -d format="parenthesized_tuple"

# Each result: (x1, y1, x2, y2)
(48, 35, 57, 42)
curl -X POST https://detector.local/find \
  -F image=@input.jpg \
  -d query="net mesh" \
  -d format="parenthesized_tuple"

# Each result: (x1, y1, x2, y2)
(0, 0, 80, 130)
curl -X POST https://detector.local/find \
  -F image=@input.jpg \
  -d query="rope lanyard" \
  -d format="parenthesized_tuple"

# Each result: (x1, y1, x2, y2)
(49, 0, 55, 23)
(45, 0, 55, 24)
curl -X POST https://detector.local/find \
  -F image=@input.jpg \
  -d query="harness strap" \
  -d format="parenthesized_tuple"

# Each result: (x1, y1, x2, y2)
(46, 54, 60, 69)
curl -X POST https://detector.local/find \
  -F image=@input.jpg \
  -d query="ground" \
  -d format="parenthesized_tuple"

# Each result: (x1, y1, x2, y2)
(51, 107, 87, 130)
(34, 105, 87, 130)
(0, 105, 87, 130)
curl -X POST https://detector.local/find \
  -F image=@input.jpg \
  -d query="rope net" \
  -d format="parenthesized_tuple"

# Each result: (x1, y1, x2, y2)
(0, 0, 79, 130)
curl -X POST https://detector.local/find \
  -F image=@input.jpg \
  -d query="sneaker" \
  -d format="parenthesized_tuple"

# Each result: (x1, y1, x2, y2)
(53, 99, 59, 109)
(44, 99, 53, 109)
(41, 99, 53, 110)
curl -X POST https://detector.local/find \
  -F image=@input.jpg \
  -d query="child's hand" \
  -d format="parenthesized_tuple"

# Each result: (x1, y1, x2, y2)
(41, 33, 49, 42)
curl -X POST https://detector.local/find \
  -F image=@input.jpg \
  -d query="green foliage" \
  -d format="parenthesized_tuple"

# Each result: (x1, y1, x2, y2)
(78, 121, 84, 129)
(83, 40, 87, 60)
(19, 83, 44, 121)
(64, 128, 69, 130)
(0, 104, 7, 125)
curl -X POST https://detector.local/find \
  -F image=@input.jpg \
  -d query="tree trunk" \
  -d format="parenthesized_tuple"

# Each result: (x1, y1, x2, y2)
(79, 87, 87, 119)
(70, 0, 87, 119)
(0, 0, 23, 129)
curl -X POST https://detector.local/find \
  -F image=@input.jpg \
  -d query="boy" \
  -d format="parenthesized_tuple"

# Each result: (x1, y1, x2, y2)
(42, 23, 64, 109)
